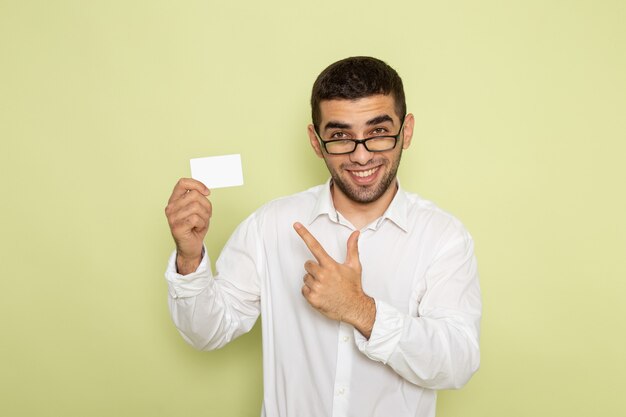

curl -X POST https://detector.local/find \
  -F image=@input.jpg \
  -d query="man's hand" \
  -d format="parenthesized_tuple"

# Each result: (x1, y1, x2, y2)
(165, 178, 212, 275)
(293, 222, 376, 339)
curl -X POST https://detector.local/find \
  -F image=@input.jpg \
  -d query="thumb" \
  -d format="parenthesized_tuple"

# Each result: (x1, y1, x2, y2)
(345, 230, 361, 268)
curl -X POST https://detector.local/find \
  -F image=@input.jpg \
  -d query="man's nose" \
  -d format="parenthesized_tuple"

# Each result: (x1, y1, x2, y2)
(349, 142, 374, 165)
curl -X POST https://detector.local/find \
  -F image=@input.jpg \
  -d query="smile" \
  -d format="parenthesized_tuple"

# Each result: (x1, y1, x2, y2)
(351, 167, 379, 178)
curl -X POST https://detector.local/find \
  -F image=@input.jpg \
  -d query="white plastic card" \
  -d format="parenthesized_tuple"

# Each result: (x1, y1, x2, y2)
(190, 154, 244, 189)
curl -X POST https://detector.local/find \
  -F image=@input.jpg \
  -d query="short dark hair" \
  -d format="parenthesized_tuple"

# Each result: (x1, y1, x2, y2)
(310, 56, 406, 130)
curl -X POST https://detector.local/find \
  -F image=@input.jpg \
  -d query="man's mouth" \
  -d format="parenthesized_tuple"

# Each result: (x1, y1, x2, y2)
(351, 167, 379, 178)
(347, 166, 381, 184)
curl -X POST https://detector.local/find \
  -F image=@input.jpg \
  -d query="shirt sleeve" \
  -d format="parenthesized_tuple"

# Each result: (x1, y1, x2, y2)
(165, 213, 263, 351)
(354, 226, 481, 390)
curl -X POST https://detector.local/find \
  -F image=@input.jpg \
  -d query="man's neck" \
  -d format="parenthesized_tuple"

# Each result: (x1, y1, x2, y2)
(331, 180, 398, 230)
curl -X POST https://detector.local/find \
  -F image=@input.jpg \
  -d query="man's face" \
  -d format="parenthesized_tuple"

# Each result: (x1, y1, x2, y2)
(307, 94, 414, 204)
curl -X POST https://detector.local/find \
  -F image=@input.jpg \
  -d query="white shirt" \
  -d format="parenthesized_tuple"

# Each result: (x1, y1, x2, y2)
(165, 180, 481, 417)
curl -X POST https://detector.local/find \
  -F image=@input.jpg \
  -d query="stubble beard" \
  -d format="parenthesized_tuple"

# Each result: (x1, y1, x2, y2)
(327, 151, 402, 204)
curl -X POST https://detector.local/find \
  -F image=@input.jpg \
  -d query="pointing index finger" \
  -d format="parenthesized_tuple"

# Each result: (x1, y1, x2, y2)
(293, 222, 332, 265)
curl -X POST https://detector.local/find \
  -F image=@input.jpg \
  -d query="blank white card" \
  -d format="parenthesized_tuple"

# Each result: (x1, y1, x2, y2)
(190, 154, 244, 189)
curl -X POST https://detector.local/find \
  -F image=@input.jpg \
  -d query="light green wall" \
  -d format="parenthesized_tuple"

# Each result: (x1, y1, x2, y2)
(1, 0, 625, 416)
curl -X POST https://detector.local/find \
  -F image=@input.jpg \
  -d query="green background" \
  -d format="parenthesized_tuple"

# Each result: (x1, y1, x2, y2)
(1, 0, 625, 416)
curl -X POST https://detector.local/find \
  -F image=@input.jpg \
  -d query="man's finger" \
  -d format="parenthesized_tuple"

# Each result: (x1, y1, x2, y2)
(301, 284, 311, 298)
(303, 273, 316, 289)
(293, 222, 332, 264)
(169, 178, 210, 203)
(303, 260, 321, 277)
(345, 230, 360, 268)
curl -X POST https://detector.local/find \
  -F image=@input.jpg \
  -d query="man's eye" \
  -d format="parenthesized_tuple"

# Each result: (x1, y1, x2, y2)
(331, 132, 349, 139)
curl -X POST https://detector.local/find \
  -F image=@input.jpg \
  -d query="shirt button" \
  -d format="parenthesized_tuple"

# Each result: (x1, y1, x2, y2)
(338, 388, 345, 395)
(342, 336, 350, 342)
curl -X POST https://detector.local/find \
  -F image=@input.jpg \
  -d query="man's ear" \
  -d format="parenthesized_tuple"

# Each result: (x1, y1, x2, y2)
(401, 113, 415, 150)
(307, 124, 324, 159)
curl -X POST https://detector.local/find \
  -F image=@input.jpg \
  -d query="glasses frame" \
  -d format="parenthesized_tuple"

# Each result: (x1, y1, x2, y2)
(314, 117, 407, 155)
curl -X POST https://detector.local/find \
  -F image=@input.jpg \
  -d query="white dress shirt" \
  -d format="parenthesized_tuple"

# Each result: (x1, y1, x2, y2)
(165, 180, 481, 417)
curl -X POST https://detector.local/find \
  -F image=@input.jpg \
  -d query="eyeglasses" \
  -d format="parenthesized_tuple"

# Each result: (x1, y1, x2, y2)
(314, 118, 406, 155)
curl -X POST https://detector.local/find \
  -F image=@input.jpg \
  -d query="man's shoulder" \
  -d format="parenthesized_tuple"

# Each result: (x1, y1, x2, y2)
(399, 188, 471, 236)
(402, 189, 453, 217)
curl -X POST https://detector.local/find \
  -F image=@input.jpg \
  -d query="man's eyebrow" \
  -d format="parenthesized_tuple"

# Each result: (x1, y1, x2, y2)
(323, 121, 351, 131)
(366, 115, 394, 125)
(322, 115, 394, 131)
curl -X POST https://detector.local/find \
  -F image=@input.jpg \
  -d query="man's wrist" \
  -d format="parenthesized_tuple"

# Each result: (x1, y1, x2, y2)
(347, 295, 376, 340)
(176, 251, 203, 275)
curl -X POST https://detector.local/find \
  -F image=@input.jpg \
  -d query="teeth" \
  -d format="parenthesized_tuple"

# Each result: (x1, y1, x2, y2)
(352, 167, 378, 178)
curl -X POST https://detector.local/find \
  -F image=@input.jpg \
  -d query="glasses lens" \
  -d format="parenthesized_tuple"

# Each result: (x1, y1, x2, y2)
(366, 137, 396, 151)
(325, 140, 355, 154)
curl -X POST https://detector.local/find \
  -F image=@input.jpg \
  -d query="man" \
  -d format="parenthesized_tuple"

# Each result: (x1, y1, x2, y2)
(164, 56, 481, 417)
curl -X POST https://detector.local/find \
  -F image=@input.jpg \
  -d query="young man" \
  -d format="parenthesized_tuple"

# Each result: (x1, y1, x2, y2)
(164, 57, 481, 417)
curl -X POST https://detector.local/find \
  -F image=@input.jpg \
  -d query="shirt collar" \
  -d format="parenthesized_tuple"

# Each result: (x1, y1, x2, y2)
(307, 178, 409, 232)
(380, 180, 409, 232)
(308, 178, 338, 224)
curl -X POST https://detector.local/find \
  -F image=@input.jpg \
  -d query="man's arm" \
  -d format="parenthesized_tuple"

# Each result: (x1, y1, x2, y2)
(294, 222, 481, 390)
(356, 229, 481, 390)
(164, 178, 261, 350)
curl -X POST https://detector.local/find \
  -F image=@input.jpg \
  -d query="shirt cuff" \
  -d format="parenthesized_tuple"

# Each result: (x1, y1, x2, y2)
(164, 247, 213, 299)
(354, 299, 406, 364)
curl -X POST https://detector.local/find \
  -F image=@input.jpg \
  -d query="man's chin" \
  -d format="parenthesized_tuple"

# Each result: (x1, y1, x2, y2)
(336, 179, 386, 204)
